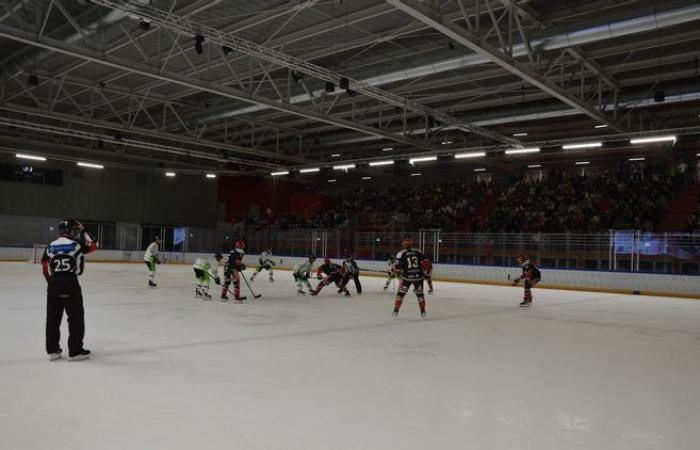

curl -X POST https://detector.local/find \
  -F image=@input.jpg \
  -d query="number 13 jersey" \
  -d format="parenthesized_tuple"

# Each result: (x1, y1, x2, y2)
(395, 248, 428, 281)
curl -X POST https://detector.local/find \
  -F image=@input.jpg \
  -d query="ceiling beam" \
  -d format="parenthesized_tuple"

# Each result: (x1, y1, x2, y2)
(88, 0, 519, 146)
(0, 23, 445, 157)
(385, 0, 627, 133)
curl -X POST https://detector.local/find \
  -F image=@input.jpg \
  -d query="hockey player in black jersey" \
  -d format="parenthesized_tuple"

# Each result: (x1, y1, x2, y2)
(311, 258, 350, 297)
(512, 254, 541, 307)
(393, 239, 429, 318)
(221, 241, 246, 302)
(41, 219, 97, 361)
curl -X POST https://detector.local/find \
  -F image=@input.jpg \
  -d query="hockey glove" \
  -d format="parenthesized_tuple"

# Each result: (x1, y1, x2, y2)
(214, 277, 221, 285)
(511, 277, 521, 286)
(155, 258, 162, 265)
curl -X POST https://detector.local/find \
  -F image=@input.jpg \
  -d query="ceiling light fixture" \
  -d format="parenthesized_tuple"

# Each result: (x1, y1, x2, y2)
(454, 152, 486, 159)
(369, 160, 394, 167)
(505, 147, 540, 155)
(409, 156, 437, 165)
(630, 135, 677, 144)
(562, 142, 602, 150)
(333, 164, 356, 171)
(16, 153, 46, 161)
(77, 162, 104, 169)
(270, 171, 289, 176)
(299, 168, 320, 174)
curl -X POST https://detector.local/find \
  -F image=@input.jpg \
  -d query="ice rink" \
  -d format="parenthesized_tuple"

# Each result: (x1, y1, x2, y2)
(1, 261, 699, 450)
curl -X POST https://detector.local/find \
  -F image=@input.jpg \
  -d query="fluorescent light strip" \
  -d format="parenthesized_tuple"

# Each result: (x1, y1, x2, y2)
(575, 161, 590, 165)
(368, 160, 394, 167)
(165, 172, 176, 177)
(628, 157, 646, 161)
(328, 179, 337, 183)
(299, 167, 320, 173)
(270, 171, 289, 176)
(441, 141, 453, 145)
(562, 142, 602, 150)
(16, 153, 46, 161)
(630, 135, 677, 144)
(505, 147, 540, 155)
(381, 147, 394, 152)
(410, 173, 421, 176)
(206, 174, 217, 179)
(527, 164, 541, 168)
(513, 132, 528, 137)
(454, 151, 486, 159)
(77, 162, 104, 169)
(333, 164, 356, 170)
(330, 153, 341, 157)
(594, 124, 608, 129)
(474, 168, 486, 172)
(362, 176, 372, 180)
(409, 156, 437, 164)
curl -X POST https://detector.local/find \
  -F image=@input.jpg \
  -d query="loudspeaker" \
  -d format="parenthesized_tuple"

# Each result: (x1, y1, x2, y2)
(339, 77, 349, 90)
(654, 90, 665, 102)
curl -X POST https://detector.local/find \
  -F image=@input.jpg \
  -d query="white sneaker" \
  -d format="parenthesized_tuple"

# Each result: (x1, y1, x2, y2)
(48, 350, 63, 361)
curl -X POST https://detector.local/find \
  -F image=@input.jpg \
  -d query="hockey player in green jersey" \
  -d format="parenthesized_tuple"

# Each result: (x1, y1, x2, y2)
(193, 253, 222, 299)
(250, 248, 277, 282)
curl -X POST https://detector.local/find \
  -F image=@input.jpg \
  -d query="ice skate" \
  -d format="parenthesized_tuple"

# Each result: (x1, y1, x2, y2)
(392, 309, 399, 318)
(148, 280, 157, 288)
(383, 285, 388, 290)
(202, 292, 212, 300)
(420, 310, 427, 319)
(68, 349, 91, 361)
(195, 288, 202, 299)
(234, 296, 247, 303)
(519, 300, 531, 307)
(296, 289, 306, 296)
(48, 349, 63, 361)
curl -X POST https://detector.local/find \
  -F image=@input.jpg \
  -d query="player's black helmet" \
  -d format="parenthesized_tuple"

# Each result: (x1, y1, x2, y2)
(214, 253, 223, 261)
(58, 219, 82, 235)
(309, 255, 317, 261)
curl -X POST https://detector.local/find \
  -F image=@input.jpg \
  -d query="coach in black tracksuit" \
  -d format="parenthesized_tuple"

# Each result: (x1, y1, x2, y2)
(42, 219, 97, 361)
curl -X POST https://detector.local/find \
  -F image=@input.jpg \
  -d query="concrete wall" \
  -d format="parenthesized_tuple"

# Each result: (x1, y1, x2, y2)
(0, 157, 218, 226)
(4, 248, 698, 299)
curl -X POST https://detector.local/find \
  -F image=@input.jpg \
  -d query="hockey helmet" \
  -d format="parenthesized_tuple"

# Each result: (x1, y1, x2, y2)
(214, 253, 223, 261)
(401, 238, 413, 249)
(58, 219, 82, 235)
(234, 240, 245, 249)
(516, 254, 529, 263)
(309, 255, 317, 261)
(153, 236, 162, 242)
(324, 257, 331, 264)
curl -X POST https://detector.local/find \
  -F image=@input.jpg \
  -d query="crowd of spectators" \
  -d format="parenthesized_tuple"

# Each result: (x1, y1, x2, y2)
(243, 162, 696, 233)
(482, 164, 685, 233)
(685, 195, 700, 231)
(313, 181, 494, 231)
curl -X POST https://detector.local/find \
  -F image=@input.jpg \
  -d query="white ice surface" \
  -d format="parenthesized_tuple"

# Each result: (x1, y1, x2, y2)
(1, 262, 699, 450)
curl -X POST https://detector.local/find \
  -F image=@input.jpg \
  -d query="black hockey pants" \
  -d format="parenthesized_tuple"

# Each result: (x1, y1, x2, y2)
(46, 276, 85, 356)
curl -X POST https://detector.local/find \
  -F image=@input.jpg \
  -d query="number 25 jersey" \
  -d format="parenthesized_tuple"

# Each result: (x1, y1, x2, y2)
(42, 237, 90, 277)
(395, 248, 427, 280)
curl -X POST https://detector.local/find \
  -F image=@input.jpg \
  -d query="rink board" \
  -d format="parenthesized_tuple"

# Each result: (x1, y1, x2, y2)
(3, 247, 698, 299)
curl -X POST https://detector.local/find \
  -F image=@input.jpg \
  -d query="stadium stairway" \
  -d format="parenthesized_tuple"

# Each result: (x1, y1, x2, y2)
(658, 183, 700, 231)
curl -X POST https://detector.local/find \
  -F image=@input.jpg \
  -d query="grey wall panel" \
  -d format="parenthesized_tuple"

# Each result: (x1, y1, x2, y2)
(0, 158, 218, 226)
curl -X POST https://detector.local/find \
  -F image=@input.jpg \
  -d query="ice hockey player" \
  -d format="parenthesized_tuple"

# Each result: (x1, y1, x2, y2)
(42, 219, 97, 361)
(311, 258, 350, 297)
(250, 248, 276, 282)
(144, 236, 162, 288)
(340, 254, 362, 294)
(392, 239, 429, 319)
(422, 257, 434, 294)
(193, 253, 222, 300)
(512, 254, 541, 307)
(221, 241, 247, 302)
(383, 255, 398, 290)
(292, 255, 316, 295)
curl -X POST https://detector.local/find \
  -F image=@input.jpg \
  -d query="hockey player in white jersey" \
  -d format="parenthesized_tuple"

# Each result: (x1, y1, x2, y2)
(250, 248, 277, 282)
(292, 255, 316, 295)
(144, 237, 162, 288)
(193, 253, 222, 299)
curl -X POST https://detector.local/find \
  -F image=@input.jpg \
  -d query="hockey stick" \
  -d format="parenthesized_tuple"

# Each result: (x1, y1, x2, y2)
(358, 267, 392, 274)
(240, 272, 262, 299)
